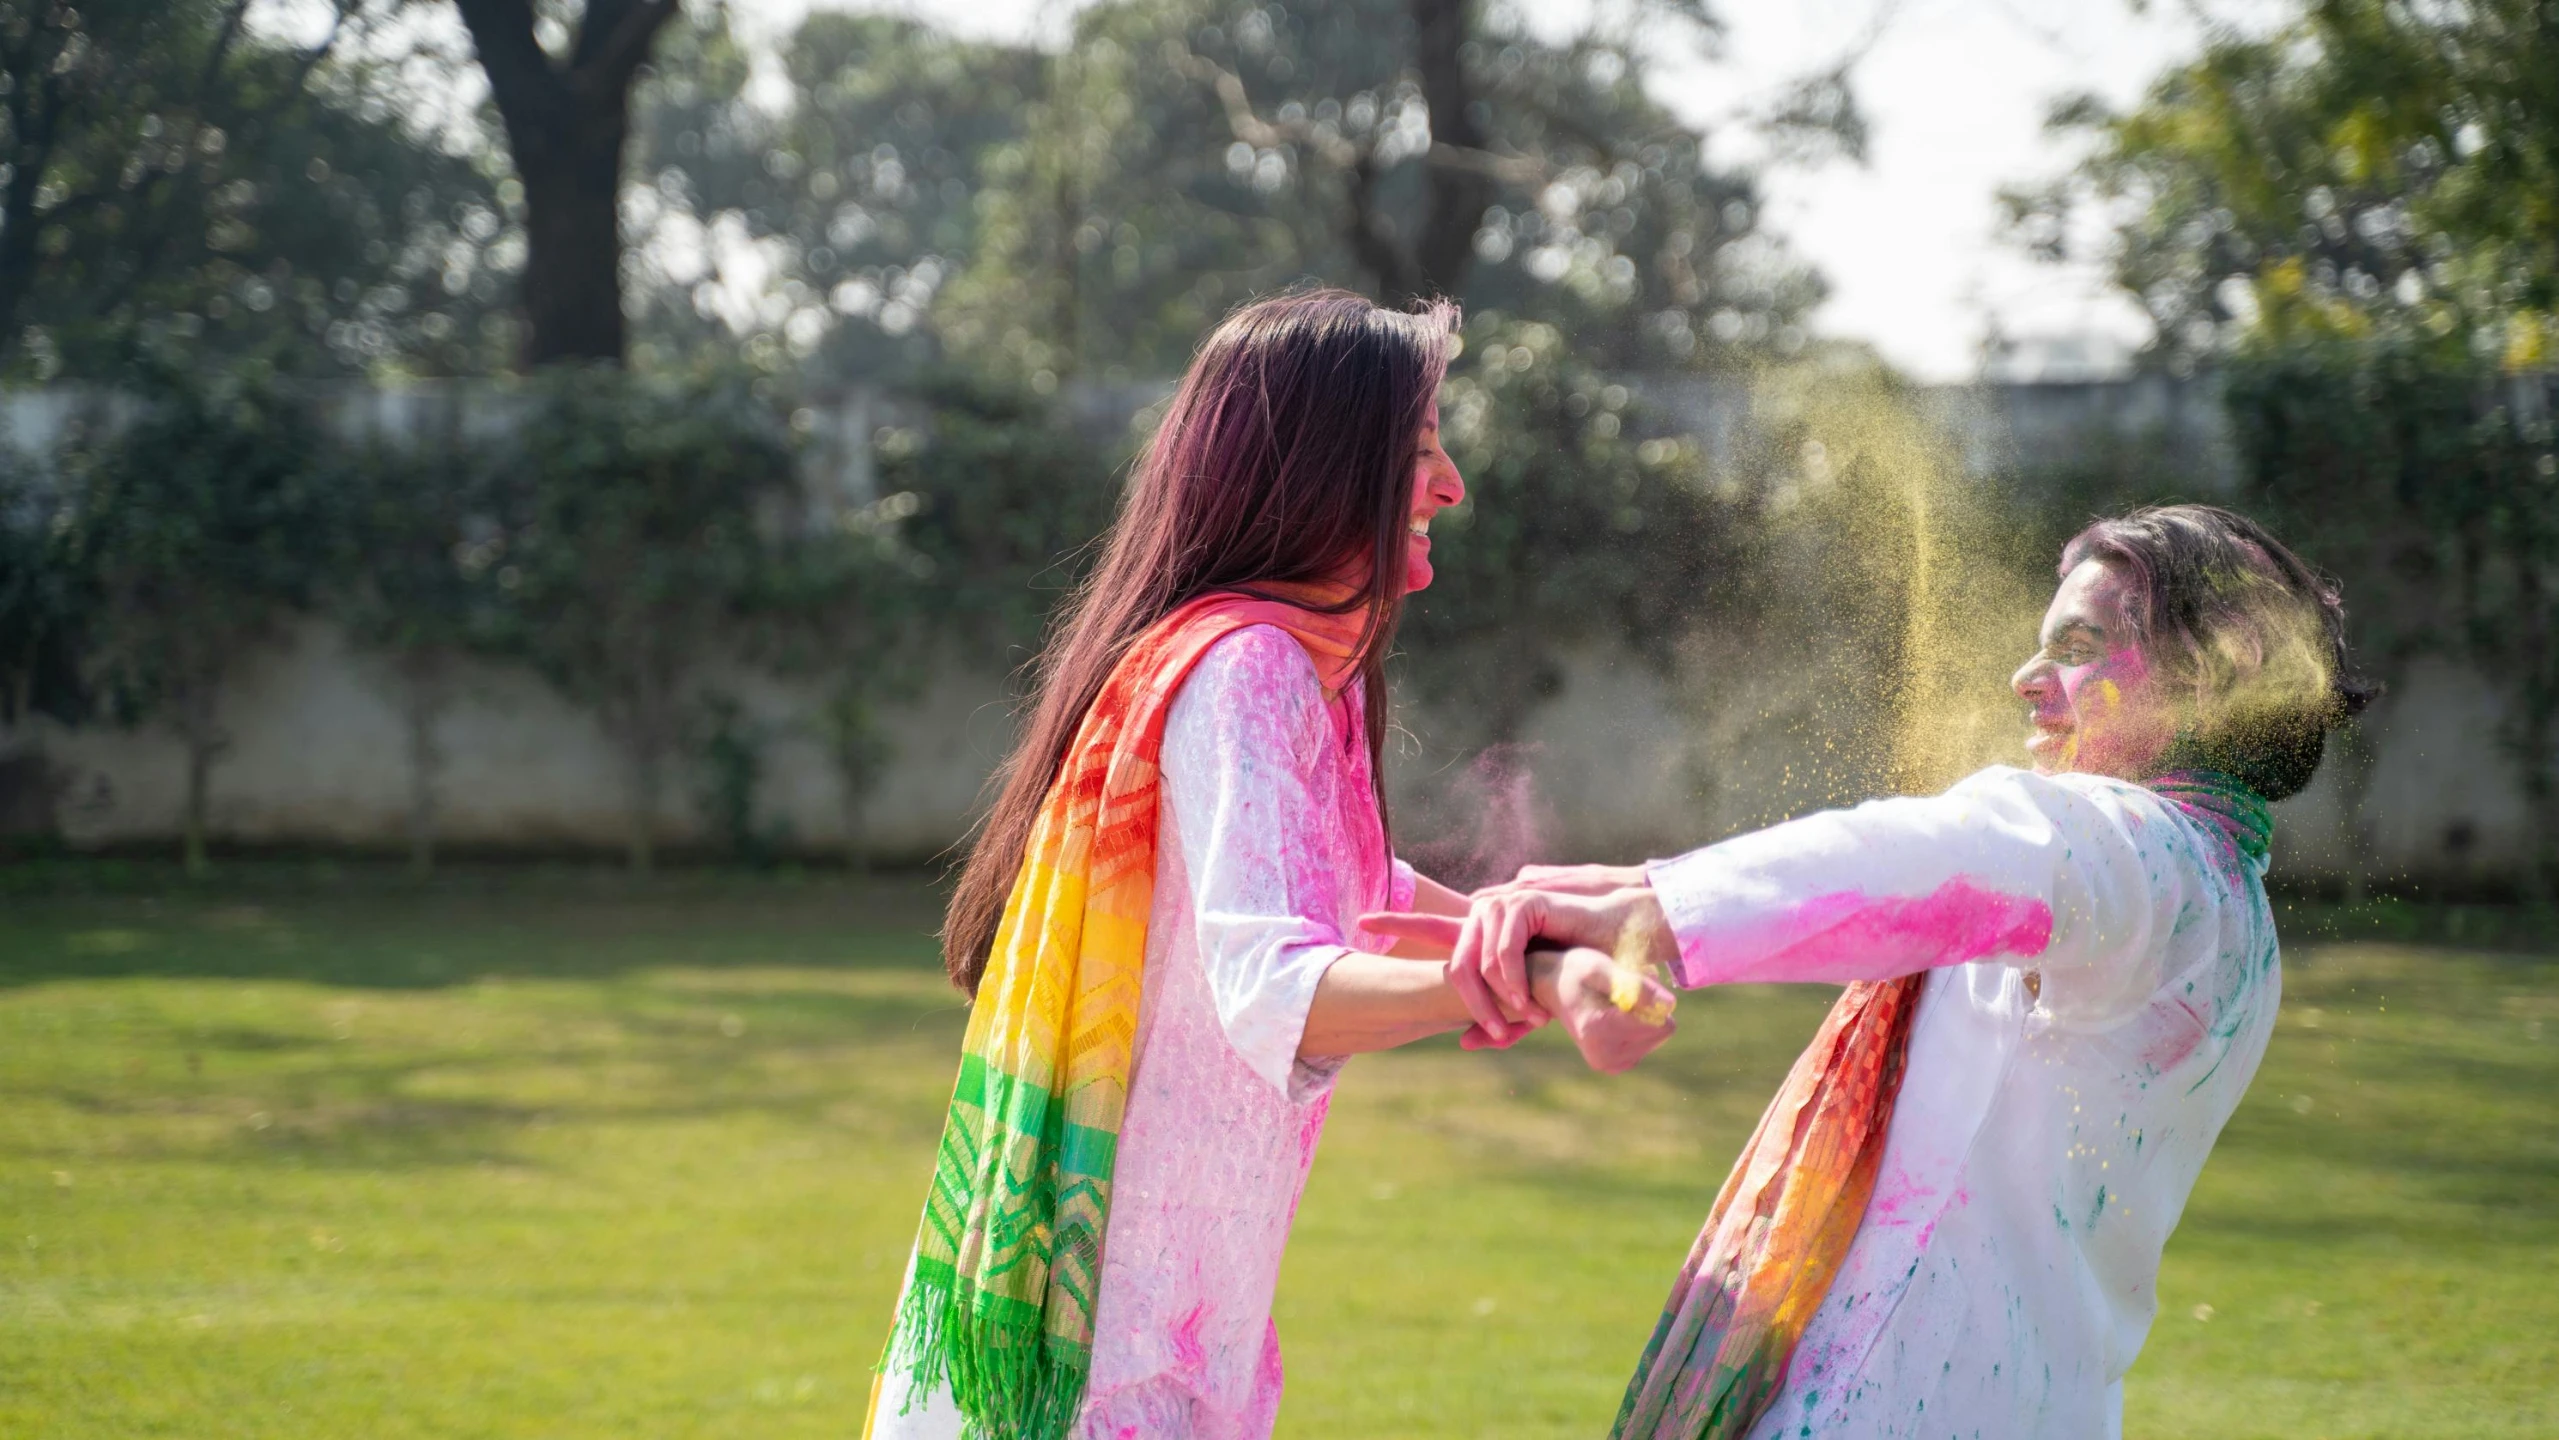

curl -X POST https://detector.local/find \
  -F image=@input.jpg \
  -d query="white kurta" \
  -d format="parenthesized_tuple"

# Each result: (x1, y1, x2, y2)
(1646, 766, 2281, 1440)
(870, 625, 1413, 1440)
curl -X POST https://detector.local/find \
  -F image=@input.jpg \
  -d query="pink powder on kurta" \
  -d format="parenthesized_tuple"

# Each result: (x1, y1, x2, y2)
(2137, 994, 2211, 1073)
(1295, 1098, 1330, 1168)
(1693, 878, 2055, 987)
(1169, 1303, 1211, 1371)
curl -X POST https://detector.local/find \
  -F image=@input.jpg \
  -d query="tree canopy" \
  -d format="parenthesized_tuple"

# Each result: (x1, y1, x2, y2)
(0, 0, 516, 380)
(2011, 0, 2557, 370)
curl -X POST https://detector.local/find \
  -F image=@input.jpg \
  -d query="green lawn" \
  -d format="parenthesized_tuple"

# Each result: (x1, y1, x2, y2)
(1, 869, 2552, 1438)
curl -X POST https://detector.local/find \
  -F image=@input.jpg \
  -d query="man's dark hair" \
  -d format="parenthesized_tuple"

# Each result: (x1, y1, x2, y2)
(2061, 504, 2378, 800)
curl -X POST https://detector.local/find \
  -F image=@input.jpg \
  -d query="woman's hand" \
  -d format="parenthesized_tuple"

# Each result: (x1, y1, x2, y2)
(1362, 881, 1683, 1055)
(1374, 884, 1678, 1044)
(1528, 945, 1677, 1074)
(1354, 907, 1543, 1046)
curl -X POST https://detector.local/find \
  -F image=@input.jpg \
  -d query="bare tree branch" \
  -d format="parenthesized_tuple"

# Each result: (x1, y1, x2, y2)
(1171, 38, 1549, 299)
(1169, 46, 1361, 167)
(1426, 140, 1550, 187)
(571, 0, 683, 96)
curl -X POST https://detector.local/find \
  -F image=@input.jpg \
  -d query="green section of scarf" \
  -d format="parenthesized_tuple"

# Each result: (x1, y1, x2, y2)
(2149, 768, 2274, 865)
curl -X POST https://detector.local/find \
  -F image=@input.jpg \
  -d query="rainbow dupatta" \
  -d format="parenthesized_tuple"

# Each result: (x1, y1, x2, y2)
(1608, 973, 1925, 1440)
(1610, 767, 2276, 1440)
(871, 588, 1367, 1440)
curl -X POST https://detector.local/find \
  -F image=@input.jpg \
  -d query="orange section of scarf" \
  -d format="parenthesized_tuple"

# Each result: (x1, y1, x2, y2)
(1610, 974, 1927, 1440)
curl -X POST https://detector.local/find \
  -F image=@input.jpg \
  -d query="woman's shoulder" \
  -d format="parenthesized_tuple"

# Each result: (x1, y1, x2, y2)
(1165, 624, 1330, 753)
(1192, 622, 1325, 690)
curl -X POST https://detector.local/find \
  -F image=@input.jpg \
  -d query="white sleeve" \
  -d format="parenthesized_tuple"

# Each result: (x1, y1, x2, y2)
(1645, 768, 2179, 1019)
(1160, 626, 1360, 1101)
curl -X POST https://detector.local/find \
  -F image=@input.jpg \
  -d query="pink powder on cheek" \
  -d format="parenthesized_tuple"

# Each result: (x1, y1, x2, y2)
(1691, 878, 2055, 987)
(1403, 537, 1433, 593)
(2055, 646, 2169, 775)
(2055, 646, 2148, 714)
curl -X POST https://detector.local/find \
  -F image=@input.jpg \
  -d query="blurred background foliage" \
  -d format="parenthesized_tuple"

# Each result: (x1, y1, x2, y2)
(0, 0, 516, 380)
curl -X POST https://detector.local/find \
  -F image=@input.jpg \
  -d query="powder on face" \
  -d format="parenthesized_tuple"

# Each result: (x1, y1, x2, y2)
(2014, 560, 2177, 780)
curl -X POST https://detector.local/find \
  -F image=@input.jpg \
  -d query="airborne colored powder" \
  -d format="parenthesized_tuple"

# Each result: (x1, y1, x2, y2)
(1404, 357, 2337, 868)
(1741, 361, 2051, 801)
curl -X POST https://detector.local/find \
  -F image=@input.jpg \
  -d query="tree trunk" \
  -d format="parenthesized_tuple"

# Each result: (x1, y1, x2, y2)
(2333, 708, 2382, 905)
(840, 779, 871, 874)
(620, 665, 672, 876)
(512, 122, 632, 367)
(451, 0, 679, 367)
(1404, 0, 1496, 302)
(1050, 166, 1081, 379)
(0, 15, 76, 364)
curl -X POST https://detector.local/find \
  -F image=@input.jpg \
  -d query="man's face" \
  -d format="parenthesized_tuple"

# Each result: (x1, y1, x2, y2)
(2011, 559, 2178, 779)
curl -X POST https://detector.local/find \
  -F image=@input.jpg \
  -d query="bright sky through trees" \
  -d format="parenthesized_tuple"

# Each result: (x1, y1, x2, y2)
(237, 0, 2280, 380)
(710, 0, 2269, 381)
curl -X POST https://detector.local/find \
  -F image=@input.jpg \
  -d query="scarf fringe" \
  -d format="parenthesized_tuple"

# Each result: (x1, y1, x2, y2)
(888, 1272, 1091, 1440)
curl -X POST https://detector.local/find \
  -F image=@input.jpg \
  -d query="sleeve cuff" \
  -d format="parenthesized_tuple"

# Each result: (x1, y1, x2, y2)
(1645, 851, 1727, 989)
(1227, 942, 1353, 1104)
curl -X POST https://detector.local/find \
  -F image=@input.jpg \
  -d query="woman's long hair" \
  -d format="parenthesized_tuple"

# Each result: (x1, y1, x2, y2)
(941, 289, 1457, 993)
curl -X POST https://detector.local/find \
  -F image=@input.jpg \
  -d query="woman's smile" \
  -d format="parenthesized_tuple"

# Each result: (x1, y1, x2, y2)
(1405, 400, 1464, 592)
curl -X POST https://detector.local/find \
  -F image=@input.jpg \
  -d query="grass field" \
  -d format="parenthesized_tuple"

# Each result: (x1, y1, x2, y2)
(1, 867, 2553, 1438)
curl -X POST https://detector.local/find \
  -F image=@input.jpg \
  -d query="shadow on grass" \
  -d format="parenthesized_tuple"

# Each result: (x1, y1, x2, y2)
(9, 975, 973, 1175)
(0, 861, 951, 991)
(0, 863, 975, 1175)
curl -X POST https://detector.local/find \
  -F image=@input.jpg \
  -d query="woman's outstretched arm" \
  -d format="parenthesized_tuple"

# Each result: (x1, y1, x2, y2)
(1300, 946, 1673, 1074)
(1296, 952, 1488, 1054)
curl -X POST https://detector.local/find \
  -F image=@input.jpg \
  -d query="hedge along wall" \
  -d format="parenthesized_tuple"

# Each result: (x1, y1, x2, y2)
(0, 373, 2545, 892)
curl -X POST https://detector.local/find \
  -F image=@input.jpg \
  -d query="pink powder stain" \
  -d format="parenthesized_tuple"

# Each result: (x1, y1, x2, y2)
(1254, 1324, 1286, 1394)
(1168, 1302, 1210, 1372)
(1865, 1175, 1930, 1226)
(2137, 995, 2211, 1073)
(1911, 1185, 1969, 1252)
(1711, 877, 2054, 986)
(1863, 1173, 1966, 1252)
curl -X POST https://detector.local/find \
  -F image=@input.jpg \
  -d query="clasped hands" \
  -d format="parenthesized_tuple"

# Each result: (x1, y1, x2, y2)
(1363, 863, 1683, 1075)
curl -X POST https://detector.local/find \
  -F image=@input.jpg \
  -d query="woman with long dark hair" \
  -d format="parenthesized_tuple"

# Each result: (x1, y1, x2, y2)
(865, 289, 1671, 1440)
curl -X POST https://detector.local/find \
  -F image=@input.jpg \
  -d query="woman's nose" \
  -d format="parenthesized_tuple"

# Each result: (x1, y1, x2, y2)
(1432, 461, 1465, 508)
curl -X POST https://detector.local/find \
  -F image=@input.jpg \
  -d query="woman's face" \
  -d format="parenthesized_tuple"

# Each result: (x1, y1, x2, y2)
(1405, 393, 1466, 593)
(2011, 559, 2178, 779)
